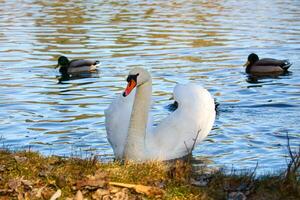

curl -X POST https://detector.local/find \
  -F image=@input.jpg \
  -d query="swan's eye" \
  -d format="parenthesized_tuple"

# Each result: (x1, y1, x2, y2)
(126, 74, 139, 83)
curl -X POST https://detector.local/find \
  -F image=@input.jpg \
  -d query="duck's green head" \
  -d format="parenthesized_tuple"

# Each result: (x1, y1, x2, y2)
(244, 53, 259, 67)
(56, 56, 70, 68)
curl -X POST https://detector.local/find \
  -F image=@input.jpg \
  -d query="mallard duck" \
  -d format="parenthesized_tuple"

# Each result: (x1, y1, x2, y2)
(244, 53, 291, 74)
(56, 56, 100, 75)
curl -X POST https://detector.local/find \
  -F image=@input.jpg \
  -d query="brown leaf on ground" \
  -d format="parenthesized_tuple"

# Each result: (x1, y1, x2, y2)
(75, 173, 108, 190)
(0, 165, 5, 172)
(8, 179, 21, 191)
(24, 192, 30, 200)
(92, 188, 110, 200)
(102, 195, 110, 200)
(38, 165, 53, 178)
(14, 156, 27, 163)
(33, 186, 46, 199)
(49, 189, 61, 200)
(17, 192, 23, 200)
(0, 196, 10, 200)
(41, 187, 56, 200)
(168, 160, 192, 182)
(74, 190, 84, 200)
(109, 186, 121, 194)
(109, 182, 164, 197)
(76, 179, 107, 190)
(55, 175, 67, 188)
(111, 188, 130, 200)
(21, 179, 33, 190)
(0, 189, 13, 195)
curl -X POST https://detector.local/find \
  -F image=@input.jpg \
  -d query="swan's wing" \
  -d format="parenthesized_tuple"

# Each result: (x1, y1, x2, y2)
(104, 89, 135, 159)
(147, 83, 215, 160)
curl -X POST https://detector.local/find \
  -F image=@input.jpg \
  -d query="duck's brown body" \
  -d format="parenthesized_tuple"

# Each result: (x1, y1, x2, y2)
(245, 53, 291, 75)
(67, 59, 98, 73)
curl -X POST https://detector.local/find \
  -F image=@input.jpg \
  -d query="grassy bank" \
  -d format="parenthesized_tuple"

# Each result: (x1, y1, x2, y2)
(0, 149, 299, 200)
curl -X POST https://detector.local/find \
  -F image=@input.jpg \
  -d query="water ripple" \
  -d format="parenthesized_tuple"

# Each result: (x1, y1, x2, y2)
(0, 0, 299, 173)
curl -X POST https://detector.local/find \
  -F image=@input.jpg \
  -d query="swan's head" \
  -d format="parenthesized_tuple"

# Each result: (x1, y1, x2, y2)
(123, 67, 151, 97)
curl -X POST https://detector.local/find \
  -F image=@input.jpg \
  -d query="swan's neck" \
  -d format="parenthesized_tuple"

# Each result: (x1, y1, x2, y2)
(124, 80, 152, 161)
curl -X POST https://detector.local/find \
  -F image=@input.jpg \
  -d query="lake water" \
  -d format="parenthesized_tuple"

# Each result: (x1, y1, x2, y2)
(0, 0, 299, 173)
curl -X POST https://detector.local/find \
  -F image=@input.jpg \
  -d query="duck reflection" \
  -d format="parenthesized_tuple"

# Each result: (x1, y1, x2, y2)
(246, 71, 292, 84)
(57, 70, 100, 83)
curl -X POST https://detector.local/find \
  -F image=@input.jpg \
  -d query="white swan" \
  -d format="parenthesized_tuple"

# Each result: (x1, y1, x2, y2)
(105, 67, 215, 161)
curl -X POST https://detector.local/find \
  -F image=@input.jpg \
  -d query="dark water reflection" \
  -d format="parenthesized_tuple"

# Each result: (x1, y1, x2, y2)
(0, 0, 299, 173)
(57, 71, 100, 83)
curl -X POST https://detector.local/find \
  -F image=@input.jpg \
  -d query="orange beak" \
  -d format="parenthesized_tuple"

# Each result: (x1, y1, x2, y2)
(123, 79, 137, 97)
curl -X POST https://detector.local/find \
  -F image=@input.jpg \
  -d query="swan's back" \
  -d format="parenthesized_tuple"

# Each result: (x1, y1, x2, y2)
(175, 83, 215, 141)
(147, 83, 215, 160)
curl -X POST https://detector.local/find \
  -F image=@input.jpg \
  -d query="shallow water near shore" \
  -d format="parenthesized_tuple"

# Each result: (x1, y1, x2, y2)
(0, 0, 299, 173)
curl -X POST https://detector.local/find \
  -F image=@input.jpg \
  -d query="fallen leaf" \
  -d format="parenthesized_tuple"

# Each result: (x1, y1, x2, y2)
(0, 195, 10, 200)
(55, 175, 66, 188)
(112, 188, 130, 200)
(74, 190, 83, 200)
(38, 165, 53, 178)
(24, 192, 30, 200)
(76, 178, 106, 190)
(0, 189, 13, 195)
(41, 187, 55, 200)
(102, 195, 110, 200)
(8, 179, 21, 191)
(21, 179, 33, 190)
(17, 192, 23, 200)
(14, 156, 27, 163)
(92, 188, 110, 199)
(34, 186, 46, 198)
(0, 165, 5, 172)
(109, 186, 121, 194)
(50, 189, 61, 200)
(109, 182, 164, 196)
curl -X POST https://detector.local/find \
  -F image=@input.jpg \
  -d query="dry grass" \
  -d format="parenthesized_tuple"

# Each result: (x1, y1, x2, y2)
(0, 146, 299, 199)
